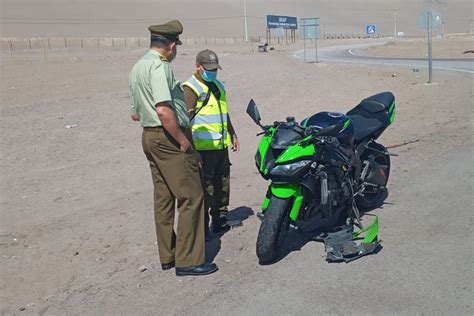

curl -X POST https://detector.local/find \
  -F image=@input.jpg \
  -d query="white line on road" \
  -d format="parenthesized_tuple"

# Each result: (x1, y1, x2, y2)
(293, 47, 474, 74)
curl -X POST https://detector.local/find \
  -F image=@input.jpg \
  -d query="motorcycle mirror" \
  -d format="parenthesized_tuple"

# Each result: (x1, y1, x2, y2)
(246, 99, 262, 126)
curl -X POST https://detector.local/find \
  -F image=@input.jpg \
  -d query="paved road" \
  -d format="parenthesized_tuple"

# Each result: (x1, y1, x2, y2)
(293, 42, 474, 74)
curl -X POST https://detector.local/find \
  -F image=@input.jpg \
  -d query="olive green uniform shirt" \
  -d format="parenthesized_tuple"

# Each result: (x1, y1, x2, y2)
(128, 50, 190, 128)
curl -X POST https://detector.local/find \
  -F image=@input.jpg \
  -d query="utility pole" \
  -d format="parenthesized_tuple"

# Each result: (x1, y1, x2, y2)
(393, 10, 397, 38)
(244, 0, 248, 42)
(470, 19, 474, 34)
(427, 11, 433, 83)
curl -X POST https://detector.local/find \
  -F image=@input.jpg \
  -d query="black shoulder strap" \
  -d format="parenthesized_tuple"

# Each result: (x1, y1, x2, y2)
(190, 89, 211, 121)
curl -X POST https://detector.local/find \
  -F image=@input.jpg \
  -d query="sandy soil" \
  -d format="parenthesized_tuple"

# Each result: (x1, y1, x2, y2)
(1, 0, 473, 37)
(356, 37, 474, 59)
(1, 40, 473, 314)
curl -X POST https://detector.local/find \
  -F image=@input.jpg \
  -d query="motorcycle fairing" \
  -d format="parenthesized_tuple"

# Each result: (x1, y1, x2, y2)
(321, 216, 380, 262)
(275, 137, 315, 163)
(269, 183, 304, 221)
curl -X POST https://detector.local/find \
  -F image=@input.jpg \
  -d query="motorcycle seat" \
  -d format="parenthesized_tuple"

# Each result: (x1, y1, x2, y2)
(348, 115, 384, 142)
(358, 92, 394, 114)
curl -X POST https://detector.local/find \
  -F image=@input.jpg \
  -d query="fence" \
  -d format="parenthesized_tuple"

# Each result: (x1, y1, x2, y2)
(0, 36, 265, 52)
(1, 34, 429, 64)
(1, 33, 428, 52)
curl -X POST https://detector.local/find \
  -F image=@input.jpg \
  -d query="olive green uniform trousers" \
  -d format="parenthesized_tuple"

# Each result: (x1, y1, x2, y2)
(142, 127, 205, 268)
(199, 149, 231, 223)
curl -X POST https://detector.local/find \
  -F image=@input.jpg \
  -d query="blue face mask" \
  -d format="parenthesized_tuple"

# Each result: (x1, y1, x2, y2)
(201, 70, 217, 82)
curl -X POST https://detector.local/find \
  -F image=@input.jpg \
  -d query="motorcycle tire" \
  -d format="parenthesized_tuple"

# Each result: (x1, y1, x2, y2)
(356, 142, 391, 210)
(256, 195, 292, 263)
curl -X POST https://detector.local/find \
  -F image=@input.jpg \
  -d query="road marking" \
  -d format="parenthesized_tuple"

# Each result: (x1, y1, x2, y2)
(293, 47, 474, 74)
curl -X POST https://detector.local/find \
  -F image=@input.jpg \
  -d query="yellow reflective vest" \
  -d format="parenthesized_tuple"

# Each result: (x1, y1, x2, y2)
(183, 75, 231, 150)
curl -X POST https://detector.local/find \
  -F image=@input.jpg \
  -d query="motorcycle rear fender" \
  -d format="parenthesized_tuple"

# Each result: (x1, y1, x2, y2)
(262, 183, 304, 221)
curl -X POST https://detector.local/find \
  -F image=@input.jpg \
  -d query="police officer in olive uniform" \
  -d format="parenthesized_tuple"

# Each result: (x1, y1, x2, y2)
(128, 20, 218, 276)
(183, 50, 240, 235)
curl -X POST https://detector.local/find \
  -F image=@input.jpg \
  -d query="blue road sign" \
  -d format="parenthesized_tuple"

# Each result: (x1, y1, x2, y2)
(366, 24, 376, 35)
(266, 15, 298, 29)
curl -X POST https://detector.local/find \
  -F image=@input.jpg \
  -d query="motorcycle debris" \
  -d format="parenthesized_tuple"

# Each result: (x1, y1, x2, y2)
(318, 217, 381, 263)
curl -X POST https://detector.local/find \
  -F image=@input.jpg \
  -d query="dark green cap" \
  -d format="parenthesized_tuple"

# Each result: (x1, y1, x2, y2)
(148, 19, 183, 45)
(196, 49, 222, 70)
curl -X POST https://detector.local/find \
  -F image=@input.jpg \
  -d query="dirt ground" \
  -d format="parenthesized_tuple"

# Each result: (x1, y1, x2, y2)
(1, 38, 473, 315)
(357, 36, 474, 59)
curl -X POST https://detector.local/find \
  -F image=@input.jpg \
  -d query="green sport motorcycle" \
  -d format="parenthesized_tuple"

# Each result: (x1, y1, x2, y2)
(247, 92, 395, 263)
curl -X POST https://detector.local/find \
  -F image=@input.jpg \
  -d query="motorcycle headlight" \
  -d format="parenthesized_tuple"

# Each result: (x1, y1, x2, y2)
(270, 160, 312, 177)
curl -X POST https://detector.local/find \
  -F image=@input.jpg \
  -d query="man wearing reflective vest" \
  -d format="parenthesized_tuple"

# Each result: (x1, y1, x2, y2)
(183, 49, 240, 235)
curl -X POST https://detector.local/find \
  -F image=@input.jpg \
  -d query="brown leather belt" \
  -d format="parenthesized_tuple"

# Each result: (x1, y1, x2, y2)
(143, 126, 163, 132)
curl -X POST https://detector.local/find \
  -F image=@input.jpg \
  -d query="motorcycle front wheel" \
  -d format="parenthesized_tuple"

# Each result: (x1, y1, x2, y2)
(256, 195, 292, 264)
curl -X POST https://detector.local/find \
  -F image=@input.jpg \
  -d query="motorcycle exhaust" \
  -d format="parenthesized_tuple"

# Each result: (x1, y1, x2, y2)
(364, 161, 388, 186)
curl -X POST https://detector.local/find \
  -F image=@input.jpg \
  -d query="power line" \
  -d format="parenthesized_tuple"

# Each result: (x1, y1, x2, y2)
(0, 16, 265, 24)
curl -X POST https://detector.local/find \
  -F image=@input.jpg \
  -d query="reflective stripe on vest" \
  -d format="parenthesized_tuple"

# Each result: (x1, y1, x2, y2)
(183, 75, 231, 150)
(186, 76, 207, 101)
(192, 130, 228, 140)
(191, 113, 228, 125)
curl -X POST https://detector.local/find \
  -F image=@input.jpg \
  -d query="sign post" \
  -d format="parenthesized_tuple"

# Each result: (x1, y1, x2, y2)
(428, 11, 433, 83)
(265, 15, 298, 44)
(300, 17, 320, 63)
(418, 10, 442, 83)
(243, 0, 248, 42)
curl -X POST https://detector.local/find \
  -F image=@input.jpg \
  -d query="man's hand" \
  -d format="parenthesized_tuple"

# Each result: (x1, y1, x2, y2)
(156, 102, 192, 154)
(192, 149, 203, 168)
(131, 113, 140, 121)
(179, 139, 192, 153)
(231, 135, 240, 153)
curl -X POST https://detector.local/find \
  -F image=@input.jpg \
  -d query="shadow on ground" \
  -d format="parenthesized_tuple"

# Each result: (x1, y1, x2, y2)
(205, 206, 254, 263)
(260, 190, 390, 265)
(259, 229, 311, 265)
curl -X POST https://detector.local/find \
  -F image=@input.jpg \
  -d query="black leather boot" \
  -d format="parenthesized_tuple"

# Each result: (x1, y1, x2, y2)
(175, 263, 218, 276)
(211, 215, 230, 234)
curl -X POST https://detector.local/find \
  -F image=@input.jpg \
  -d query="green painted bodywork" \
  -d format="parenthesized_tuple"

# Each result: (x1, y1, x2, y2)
(269, 183, 304, 221)
(388, 101, 396, 124)
(257, 127, 276, 175)
(261, 196, 270, 210)
(341, 119, 351, 131)
(275, 138, 315, 163)
(353, 216, 379, 243)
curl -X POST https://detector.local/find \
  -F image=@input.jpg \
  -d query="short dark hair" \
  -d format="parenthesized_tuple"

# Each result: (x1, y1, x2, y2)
(150, 35, 172, 48)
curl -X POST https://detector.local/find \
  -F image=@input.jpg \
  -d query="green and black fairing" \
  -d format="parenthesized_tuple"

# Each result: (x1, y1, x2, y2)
(256, 127, 316, 221)
(247, 93, 394, 264)
(255, 124, 311, 179)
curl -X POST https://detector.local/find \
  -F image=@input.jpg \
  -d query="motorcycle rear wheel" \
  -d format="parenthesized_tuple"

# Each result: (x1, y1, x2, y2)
(256, 196, 292, 263)
(356, 144, 390, 210)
